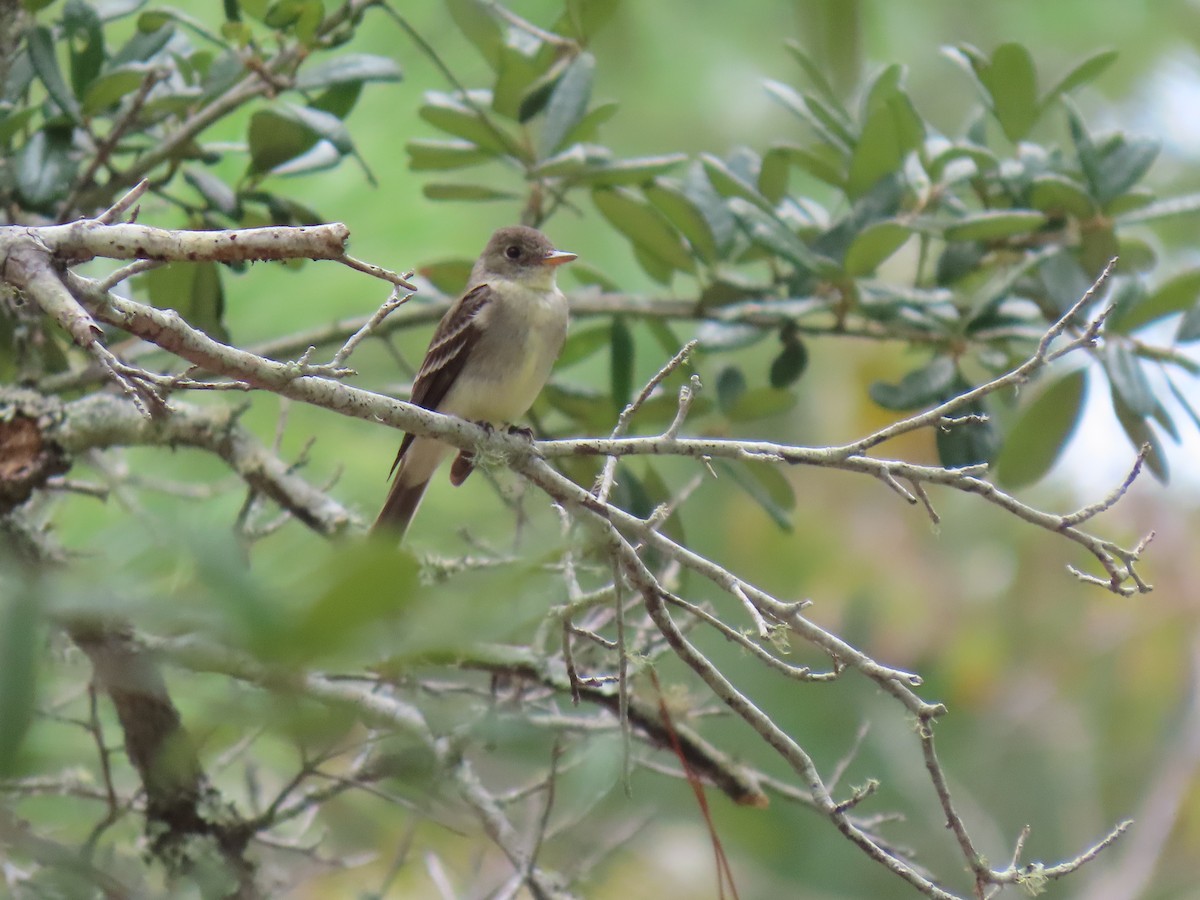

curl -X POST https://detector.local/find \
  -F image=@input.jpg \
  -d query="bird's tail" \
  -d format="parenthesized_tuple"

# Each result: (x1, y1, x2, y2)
(371, 475, 431, 538)
(372, 436, 447, 539)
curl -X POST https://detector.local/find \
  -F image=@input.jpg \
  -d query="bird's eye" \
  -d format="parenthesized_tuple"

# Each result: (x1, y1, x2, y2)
(505, 245, 521, 260)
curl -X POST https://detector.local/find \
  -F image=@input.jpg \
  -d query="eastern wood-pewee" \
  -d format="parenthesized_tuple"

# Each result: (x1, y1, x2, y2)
(372, 225, 576, 537)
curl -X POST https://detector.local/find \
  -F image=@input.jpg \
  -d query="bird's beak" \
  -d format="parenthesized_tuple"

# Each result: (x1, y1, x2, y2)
(542, 249, 577, 267)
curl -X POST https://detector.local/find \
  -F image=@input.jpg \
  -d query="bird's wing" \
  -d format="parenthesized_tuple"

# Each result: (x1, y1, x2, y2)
(387, 283, 493, 478)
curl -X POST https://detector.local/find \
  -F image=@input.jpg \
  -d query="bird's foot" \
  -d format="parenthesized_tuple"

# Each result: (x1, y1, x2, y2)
(506, 424, 535, 440)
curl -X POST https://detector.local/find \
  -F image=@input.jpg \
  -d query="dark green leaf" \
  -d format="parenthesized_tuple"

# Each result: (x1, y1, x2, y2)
(943, 210, 1047, 242)
(0, 591, 40, 775)
(15, 126, 78, 210)
(309, 80, 363, 118)
(714, 460, 794, 532)
(610, 315, 634, 411)
(1104, 342, 1154, 416)
(28, 25, 82, 121)
(843, 220, 911, 276)
(869, 356, 957, 410)
(995, 369, 1087, 487)
(1095, 137, 1160, 206)
(728, 198, 836, 276)
(406, 138, 492, 171)
(80, 67, 150, 114)
(758, 146, 791, 203)
(1112, 394, 1168, 483)
(247, 108, 315, 172)
(644, 180, 720, 264)
(141, 261, 229, 341)
(295, 53, 402, 90)
(0, 107, 39, 144)
(593, 186, 694, 273)
(558, 153, 686, 187)
(700, 152, 770, 211)
(768, 336, 807, 388)
(715, 365, 746, 412)
(64, 0, 105, 100)
(492, 36, 553, 118)
(1027, 174, 1094, 218)
(846, 90, 923, 199)
(420, 90, 523, 158)
(633, 243, 674, 285)
(422, 183, 518, 201)
(936, 408, 998, 469)
(539, 52, 594, 157)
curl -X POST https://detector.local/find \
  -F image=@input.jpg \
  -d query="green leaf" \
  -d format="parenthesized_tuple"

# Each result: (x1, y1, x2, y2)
(843, 220, 911, 276)
(1115, 191, 1200, 226)
(562, 0, 620, 40)
(869, 356, 957, 410)
(0, 107, 38, 145)
(447, 0, 503, 69)
(557, 99, 619, 148)
(610, 315, 634, 411)
(995, 369, 1087, 487)
(419, 259, 473, 293)
(715, 365, 746, 412)
(728, 198, 836, 276)
(943, 210, 1047, 242)
(1027, 174, 1095, 218)
(1104, 342, 1154, 416)
(294, 53, 402, 90)
(140, 261, 229, 341)
(644, 180, 720, 264)
(15, 126, 78, 210)
(846, 88, 923, 199)
(763, 79, 853, 152)
(80, 66, 149, 115)
(926, 141, 998, 182)
(422, 183, 518, 201)
(783, 39, 845, 114)
(726, 386, 798, 422)
(561, 153, 687, 187)
(768, 335, 807, 388)
(981, 43, 1039, 142)
(0, 591, 40, 775)
(714, 460, 794, 532)
(64, 0, 105, 100)
(28, 25, 82, 121)
(419, 90, 523, 158)
(1177, 300, 1200, 343)
(406, 138, 491, 171)
(1041, 49, 1118, 107)
(936, 406, 998, 469)
(556, 322, 612, 369)
(700, 152, 770, 211)
(492, 33, 555, 118)
(184, 167, 238, 217)
(592, 186, 695, 273)
(1096, 137, 1160, 206)
(758, 146, 791, 204)
(1112, 394, 1168, 483)
(771, 142, 845, 188)
(539, 52, 594, 157)
(248, 108, 315, 172)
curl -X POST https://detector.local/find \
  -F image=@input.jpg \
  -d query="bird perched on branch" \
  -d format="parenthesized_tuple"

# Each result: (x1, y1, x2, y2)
(373, 225, 576, 537)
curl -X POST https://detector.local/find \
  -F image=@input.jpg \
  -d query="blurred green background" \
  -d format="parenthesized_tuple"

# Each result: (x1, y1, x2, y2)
(18, 1, 1200, 898)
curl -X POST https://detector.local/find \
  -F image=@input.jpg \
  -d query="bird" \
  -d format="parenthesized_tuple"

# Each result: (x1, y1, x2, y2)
(372, 225, 576, 538)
